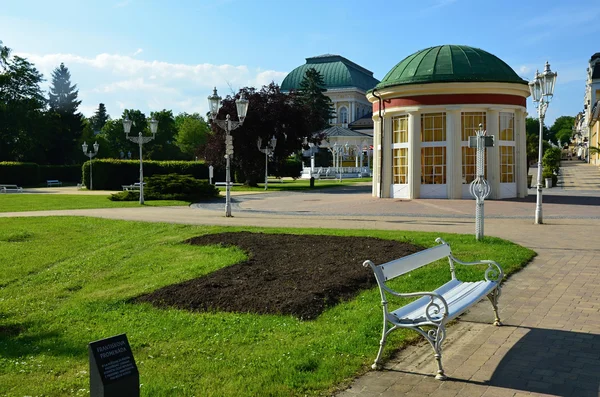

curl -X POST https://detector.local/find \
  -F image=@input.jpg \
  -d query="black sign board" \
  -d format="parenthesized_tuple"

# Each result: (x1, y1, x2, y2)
(468, 135, 495, 148)
(89, 334, 139, 397)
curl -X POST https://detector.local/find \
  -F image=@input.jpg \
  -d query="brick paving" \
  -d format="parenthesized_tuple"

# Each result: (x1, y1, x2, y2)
(2, 161, 600, 396)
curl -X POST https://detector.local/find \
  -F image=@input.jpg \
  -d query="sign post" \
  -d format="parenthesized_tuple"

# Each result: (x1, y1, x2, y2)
(468, 124, 493, 241)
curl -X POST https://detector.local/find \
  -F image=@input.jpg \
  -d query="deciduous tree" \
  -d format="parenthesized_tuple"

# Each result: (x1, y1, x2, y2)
(205, 83, 308, 185)
(174, 113, 210, 159)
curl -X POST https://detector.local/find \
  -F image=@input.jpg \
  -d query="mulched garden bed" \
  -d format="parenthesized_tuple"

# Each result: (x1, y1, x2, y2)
(133, 232, 424, 320)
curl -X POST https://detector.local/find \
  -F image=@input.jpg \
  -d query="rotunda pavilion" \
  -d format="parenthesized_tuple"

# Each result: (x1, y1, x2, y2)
(367, 45, 530, 199)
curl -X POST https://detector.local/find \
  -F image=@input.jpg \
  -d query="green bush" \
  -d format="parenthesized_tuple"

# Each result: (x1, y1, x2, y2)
(84, 160, 225, 190)
(109, 174, 219, 202)
(0, 162, 39, 186)
(542, 147, 561, 175)
(273, 158, 302, 179)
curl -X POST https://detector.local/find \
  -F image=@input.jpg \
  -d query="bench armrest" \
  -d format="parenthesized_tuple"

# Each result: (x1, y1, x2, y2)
(448, 256, 504, 283)
(382, 287, 449, 322)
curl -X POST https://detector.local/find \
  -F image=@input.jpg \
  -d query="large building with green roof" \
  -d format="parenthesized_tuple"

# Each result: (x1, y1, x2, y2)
(281, 54, 379, 129)
(367, 44, 530, 200)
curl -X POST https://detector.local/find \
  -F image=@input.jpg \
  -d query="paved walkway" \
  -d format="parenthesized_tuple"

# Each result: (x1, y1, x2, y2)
(3, 161, 600, 396)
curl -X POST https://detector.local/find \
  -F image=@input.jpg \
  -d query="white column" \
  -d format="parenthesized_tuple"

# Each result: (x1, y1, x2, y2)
(446, 107, 462, 199)
(381, 116, 393, 198)
(372, 114, 381, 197)
(515, 109, 528, 197)
(486, 108, 501, 200)
(407, 110, 421, 199)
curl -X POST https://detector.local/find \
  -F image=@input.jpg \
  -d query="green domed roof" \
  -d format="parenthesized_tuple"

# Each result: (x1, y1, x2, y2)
(281, 54, 380, 92)
(375, 45, 527, 90)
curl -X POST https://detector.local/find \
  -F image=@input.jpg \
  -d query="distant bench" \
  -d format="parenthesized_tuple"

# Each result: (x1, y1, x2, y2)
(122, 182, 145, 191)
(363, 238, 503, 380)
(47, 180, 62, 187)
(0, 184, 23, 193)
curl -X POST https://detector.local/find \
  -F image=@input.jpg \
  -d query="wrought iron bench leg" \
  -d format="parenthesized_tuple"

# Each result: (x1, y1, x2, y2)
(487, 288, 502, 326)
(372, 321, 389, 370)
(426, 325, 447, 380)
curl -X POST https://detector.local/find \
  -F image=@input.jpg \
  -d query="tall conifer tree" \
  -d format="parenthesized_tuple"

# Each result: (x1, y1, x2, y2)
(47, 63, 84, 164)
(91, 103, 109, 132)
(297, 68, 335, 135)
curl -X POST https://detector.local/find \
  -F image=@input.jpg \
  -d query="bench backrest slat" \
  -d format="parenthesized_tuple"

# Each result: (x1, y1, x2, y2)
(379, 243, 451, 281)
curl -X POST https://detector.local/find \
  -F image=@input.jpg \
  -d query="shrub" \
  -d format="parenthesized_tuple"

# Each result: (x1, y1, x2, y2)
(109, 174, 219, 202)
(542, 147, 561, 175)
(273, 158, 302, 179)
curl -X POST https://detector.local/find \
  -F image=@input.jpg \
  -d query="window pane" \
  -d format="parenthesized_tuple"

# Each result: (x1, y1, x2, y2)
(393, 147, 409, 184)
(461, 112, 486, 141)
(393, 115, 408, 144)
(500, 145, 514, 183)
(421, 147, 446, 184)
(421, 113, 446, 142)
(499, 112, 514, 141)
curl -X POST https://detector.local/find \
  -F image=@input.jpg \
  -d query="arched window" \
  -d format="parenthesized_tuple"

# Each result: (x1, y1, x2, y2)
(339, 107, 348, 125)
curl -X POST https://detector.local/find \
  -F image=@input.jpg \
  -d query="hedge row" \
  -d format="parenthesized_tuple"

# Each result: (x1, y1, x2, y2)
(0, 162, 81, 186)
(82, 160, 225, 190)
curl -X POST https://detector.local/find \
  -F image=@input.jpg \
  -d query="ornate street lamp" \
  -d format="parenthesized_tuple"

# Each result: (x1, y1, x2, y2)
(82, 141, 99, 190)
(208, 87, 250, 217)
(123, 116, 158, 205)
(529, 61, 557, 224)
(258, 136, 277, 190)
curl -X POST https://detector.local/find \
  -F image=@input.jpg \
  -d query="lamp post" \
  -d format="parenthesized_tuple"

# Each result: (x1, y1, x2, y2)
(82, 141, 99, 190)
(123, 116, 158, 205)
(529, 61, 557, 225)
(207, 87, 250, 217)
(258, 135, 277, 190)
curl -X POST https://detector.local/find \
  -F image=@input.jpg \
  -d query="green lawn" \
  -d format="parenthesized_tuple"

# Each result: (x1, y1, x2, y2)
(0, 217, 535, 396)
(0, 194, 189, 212)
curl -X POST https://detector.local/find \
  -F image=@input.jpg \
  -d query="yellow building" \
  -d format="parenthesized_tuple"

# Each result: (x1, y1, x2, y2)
(367, 45, 530, 199)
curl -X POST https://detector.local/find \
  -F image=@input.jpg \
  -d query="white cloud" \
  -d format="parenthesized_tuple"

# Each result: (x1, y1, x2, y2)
(15, 51, 288, 118)
(518, 65, 531, 75)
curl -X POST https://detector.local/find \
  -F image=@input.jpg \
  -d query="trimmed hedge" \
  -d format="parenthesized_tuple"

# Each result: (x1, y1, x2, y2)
(39, 165, 81, 183)
(83, 160, 225, 190)
(0, 162, 40, 186)
(0, 162, 82, 186)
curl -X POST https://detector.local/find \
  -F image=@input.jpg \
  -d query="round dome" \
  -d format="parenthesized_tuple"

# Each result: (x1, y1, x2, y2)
(281, 54, 380, 92)
(376, 45, 527, 90)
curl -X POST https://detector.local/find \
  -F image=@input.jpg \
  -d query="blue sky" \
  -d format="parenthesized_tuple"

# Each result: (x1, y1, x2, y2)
(2, 0, 599, 125)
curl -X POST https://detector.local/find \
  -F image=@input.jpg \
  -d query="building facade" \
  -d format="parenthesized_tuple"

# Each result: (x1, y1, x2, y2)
(367, 45, 530, 199)
(281, 54, 379, 128)
(583, 53, 600, 165)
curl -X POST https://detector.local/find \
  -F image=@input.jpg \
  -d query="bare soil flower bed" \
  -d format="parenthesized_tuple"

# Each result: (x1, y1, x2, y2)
(134, 232, 424, 320)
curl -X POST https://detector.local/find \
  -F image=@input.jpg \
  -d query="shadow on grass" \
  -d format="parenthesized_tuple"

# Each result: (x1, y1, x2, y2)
(0, 321, 82, 358)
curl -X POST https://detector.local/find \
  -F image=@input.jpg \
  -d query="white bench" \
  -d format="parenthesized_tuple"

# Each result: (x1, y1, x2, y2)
(122, 182, 145, 191)
(0, 184, 23, 193)
(363, 237, 503, 380)
(47, 180, 62, 187)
